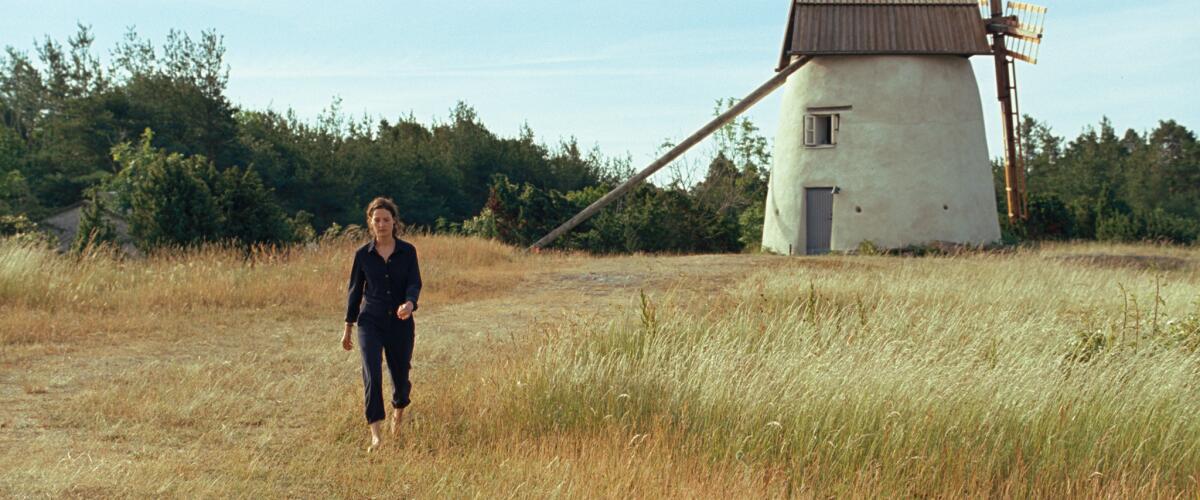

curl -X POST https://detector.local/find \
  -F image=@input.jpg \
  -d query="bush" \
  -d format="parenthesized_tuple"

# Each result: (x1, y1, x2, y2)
(1165, 299, 1200, 353)
(288, 210, 317, 242)
(737, 201, 765, 252)
(1095, 212, 1141, 242)
(110, 129, 301, 249)
(0, 214, 39, 237)
(0, 215, 55, 248)
(1141, 208, 1199, 244)
(70, 189, 120, 254)
(1092, 209, 1199, 244)
(1066, 197, 1099, 240)
(212, 166, 296, 245)
(1024, 193, 1074, 240)
(478, 174, 575, 247)
(459, 207, 500, 240)
(470, 174, 744, 254)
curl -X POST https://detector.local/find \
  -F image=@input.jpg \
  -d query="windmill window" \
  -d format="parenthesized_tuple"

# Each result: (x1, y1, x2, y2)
(804, 114, 839, 148)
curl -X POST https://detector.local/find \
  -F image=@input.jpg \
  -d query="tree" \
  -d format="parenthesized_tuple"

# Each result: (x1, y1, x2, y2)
(111, 129, 302, 249)
(1, 26, 241, 211)
(111, 130, 220, 249)
(211, 166, 295, 245)
(108, 28, 242, 169)
(236, 107, 359, 230)
(690, 99, 774, 252)
(71, 188, 118, 253)
(1, 25, 113, 208)
(115, 72, 243, 169)
(1123, 120, 1199, 220)
(0, 125, 36, 214)
(1048, 117, 1127, 203)
(693, 153, 740, 213)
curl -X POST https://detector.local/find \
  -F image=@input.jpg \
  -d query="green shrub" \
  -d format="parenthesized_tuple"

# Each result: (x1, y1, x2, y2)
(1164, 299, 1200, 353)
(1141, 208, 1199, 244)
(736, 200, 765, 252)
(70, 190, 120, 254)
(855, 240, 885, 256)
(471, 174, 743, 254)
(110, 129, 301, 249)
(1096, 212, 1141, 242)
(1024, 193, 1074, 240)
(0, 214, 38, 237)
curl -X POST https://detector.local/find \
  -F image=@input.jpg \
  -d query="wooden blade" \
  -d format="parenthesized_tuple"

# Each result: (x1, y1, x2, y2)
(528, 56, 813, 250)
(1009, 1, 1047, 15)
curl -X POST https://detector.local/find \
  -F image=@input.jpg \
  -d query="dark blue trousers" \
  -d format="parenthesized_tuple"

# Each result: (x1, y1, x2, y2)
(357, 315, 414, 424)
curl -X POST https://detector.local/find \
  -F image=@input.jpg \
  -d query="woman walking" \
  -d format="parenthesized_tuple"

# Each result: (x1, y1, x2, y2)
(342, 197, 422, 452)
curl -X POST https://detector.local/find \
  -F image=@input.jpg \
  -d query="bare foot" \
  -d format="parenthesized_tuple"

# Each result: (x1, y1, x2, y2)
(390, 408, 405, 437)
(368, 421, 383, 452)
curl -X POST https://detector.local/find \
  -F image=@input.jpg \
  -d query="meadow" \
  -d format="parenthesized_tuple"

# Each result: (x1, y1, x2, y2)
(1, 235, 1198, 497)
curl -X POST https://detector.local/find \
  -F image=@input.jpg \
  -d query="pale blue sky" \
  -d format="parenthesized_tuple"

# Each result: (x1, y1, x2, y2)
(4, 0, 1197, 183)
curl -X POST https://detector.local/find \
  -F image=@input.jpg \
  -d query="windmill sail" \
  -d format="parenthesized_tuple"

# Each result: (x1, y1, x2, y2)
(984, 1, 1046, 63)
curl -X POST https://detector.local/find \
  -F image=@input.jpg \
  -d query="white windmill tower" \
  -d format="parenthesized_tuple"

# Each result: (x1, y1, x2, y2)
(529, 0, 1046, 254)
(762, 0, 1046, 254)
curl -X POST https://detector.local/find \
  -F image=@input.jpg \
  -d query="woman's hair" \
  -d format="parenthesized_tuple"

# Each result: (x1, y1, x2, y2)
(365, 197, 402, 239)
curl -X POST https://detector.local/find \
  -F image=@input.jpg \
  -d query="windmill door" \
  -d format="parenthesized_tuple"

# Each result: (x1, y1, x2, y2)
(805, 187, 834, 254)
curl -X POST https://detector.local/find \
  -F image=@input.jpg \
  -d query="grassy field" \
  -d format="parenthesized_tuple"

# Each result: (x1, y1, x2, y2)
(1, 235, 1198, 497)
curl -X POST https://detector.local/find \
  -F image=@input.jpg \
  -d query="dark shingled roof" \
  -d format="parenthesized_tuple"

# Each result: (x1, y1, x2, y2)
(780, 0, 992, 69)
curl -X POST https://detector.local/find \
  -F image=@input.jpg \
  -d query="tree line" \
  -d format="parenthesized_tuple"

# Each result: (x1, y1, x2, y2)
(999, 116, 1199, 244)
(0, 26, 625, 249)
(1, 26, 1196, 253)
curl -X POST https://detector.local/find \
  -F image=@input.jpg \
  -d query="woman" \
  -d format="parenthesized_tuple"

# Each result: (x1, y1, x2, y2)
(342, 197, 422, 452)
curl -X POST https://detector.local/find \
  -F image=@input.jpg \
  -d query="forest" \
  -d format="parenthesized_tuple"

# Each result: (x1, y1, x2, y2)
(1, 26, 1196, 252)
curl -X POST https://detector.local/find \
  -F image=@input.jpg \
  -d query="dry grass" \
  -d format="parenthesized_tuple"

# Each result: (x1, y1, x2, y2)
(0, 233, 541, 349)
(503, 246, 1200, 497)
(1, 236, 1198, 497)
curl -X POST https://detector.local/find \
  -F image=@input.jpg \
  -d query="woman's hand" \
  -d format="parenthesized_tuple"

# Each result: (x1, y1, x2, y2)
(397, 301, 414, 320)
(342, 324, 354, 351)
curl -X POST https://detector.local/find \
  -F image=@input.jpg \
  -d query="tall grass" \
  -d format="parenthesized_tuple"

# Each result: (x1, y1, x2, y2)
(3, 236, 1199, 497)
(503, 249, 1200, 496)
(0, 233, 545, 347)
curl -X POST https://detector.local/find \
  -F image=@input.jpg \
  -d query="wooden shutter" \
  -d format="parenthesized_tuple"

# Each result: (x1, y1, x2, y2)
(804, 115, 816, 146)
(830, 114, 839, 146)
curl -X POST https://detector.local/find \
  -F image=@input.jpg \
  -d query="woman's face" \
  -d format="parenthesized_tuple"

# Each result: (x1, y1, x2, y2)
(369, 208, 395, 239)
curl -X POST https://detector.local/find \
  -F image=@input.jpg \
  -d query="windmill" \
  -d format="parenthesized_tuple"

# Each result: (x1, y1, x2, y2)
(530, 0, 1046, 254)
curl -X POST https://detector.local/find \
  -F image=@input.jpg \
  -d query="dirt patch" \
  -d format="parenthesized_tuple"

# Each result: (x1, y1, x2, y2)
(554, 271, 645, 288)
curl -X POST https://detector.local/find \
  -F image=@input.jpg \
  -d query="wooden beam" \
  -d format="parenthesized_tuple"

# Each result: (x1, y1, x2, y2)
(991, 0, 1025, 223)
(529, 56, 813, 251)
(994, 54, 1025, 221)
(1007, 51, 1037, 64)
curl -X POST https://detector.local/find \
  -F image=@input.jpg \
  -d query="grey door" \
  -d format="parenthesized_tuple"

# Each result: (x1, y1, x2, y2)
(805, 187, 834, 254)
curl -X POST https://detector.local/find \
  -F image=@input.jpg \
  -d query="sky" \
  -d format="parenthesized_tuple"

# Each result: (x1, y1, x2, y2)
(3, 0, 1198, 184)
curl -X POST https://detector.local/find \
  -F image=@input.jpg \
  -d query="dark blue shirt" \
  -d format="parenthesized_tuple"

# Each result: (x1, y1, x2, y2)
(345, 237, 422, 325)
